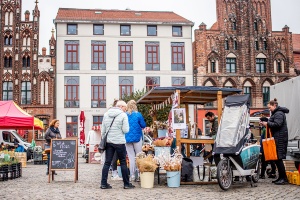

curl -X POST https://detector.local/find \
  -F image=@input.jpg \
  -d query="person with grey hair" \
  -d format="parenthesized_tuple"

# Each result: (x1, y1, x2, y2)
(100, 100, 135, 189)
(125, 100, 146, 181)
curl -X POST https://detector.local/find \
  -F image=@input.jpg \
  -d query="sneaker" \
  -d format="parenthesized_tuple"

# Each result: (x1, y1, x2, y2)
(129, 175, 136, 182)
(111, 176, 123, 181)
(124, 183, 135, 189)
(100, 184, 112, 189)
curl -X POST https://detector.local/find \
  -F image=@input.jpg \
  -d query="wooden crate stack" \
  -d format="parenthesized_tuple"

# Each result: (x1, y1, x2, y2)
(15, 152, 27, 168)
(284, 160, 297, 172)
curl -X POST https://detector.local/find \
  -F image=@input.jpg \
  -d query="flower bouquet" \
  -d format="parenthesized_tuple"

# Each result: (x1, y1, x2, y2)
(136, 152, 158, 173)
(136, 152, 158, 188)
(154, 147, 183, 171)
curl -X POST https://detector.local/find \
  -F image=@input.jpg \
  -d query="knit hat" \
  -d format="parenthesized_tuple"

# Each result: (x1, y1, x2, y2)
(259, 117, 268, 122)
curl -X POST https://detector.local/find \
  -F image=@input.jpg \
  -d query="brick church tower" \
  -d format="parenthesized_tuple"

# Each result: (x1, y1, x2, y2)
(193, 0, 295, 113)
(0, 0, 55, 143)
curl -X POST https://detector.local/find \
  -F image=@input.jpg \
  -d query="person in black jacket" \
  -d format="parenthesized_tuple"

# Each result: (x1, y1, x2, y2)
(260, 98, 289, 185)
(45, 119, 62, 175)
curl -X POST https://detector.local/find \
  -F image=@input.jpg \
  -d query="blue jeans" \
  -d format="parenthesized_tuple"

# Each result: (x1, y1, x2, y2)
(101, 143, 129, 186)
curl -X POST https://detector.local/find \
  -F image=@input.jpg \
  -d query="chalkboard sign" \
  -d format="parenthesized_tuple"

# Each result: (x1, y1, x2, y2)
(50, 139, 77, 169)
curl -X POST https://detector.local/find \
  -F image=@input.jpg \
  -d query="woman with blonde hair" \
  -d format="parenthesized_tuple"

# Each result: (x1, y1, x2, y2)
(125, 100, 146, 181)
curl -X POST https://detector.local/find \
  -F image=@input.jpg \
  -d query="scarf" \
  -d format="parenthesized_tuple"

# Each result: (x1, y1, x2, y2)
(50, 126, 60, 134)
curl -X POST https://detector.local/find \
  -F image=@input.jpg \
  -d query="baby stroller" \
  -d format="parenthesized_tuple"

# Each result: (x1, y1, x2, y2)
(213, 94, 261, 190)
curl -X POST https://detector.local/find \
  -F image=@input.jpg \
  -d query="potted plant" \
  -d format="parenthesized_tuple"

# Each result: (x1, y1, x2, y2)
(155, 148, 183, 187)
(152, 121, 168, 138)
(136, 152, 158, 188)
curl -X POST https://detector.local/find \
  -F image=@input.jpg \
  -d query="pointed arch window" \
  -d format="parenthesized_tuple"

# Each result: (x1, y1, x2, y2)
(262, 82, 270, 107)
(243, 81, 252, 106)
(21, 81, 31, 105)
(2, 81, 13, 100)
(256, 58, 266, 73)
(254, 21, 258, 31)
(4, 57, 12, 68)
(22, 56, 30, 68)
(4, 36, 12, 45)
(225, 40, 229, 50)
(233, 40, 238, 50)
(232, 21, 237, 30)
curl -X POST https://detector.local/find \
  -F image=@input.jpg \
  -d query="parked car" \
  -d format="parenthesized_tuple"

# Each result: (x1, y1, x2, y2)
(0, 129, 33, 160)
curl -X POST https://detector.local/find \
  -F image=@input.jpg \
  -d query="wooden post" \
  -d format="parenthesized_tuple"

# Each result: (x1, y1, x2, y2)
(153, 114, 157, 139)
(185, 103, 190, 156)
(217, 91, 222, 124)
(175, 90, 181, 148)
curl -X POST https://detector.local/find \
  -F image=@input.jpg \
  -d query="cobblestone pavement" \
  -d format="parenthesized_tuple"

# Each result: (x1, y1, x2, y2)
(1, 156, 299, 200)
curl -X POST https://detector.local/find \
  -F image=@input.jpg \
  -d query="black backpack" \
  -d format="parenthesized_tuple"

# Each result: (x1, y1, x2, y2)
(181, 157, 193, 182)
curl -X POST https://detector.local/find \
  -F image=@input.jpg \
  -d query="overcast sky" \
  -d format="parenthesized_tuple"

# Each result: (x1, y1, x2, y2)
(22, 0, 300, 53)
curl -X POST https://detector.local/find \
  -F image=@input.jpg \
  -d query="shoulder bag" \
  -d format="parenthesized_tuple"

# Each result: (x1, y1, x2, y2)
(262, 125, 278, 161)
(98, 116, 117, 153)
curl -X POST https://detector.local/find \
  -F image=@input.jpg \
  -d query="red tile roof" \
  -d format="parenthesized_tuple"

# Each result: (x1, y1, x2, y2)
(55, 8, 194, 25)
(293, 34, 300, 52)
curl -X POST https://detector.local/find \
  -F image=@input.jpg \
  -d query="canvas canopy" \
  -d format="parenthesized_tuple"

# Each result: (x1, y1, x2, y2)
(0, 101, 43, 130)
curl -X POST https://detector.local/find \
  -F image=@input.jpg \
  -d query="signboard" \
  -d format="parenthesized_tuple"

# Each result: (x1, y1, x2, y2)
(48, 138, 78, 183)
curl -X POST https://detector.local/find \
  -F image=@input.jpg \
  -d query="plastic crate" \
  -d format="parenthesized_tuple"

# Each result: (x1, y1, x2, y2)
(33, 152, 42, 161)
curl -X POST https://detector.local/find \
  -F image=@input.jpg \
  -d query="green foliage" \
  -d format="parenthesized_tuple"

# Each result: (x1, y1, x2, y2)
(121, 89, 171, 126)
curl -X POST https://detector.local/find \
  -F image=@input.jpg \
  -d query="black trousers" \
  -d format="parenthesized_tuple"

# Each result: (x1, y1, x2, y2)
(261, 153, 276, 176)
(112, 152, 119, 171)
(275, 159, 287, 180)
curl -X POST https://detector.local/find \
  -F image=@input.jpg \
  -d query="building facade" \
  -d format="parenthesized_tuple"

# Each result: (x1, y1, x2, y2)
(54, 8, 194, 138)
(0, 0, 55, 144)
(293, 34, 300, 75)
(193, 0, 296, 132)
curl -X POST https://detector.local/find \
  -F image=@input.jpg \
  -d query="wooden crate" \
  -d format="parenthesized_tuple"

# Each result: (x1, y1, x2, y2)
(284, 160, 297, 172)
(21, 160, 27, 168)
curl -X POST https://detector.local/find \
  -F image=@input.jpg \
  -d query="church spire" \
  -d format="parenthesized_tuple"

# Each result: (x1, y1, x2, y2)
(33, 0, 40, 17)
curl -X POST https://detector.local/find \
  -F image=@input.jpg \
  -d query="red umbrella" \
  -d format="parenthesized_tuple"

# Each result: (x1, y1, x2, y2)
(79, 111, 85, 145)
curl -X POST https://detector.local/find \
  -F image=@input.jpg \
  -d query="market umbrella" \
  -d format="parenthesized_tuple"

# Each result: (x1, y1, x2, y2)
(79, 111, 85, 145)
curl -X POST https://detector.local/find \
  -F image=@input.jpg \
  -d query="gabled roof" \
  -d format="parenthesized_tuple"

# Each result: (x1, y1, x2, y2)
(54, 8, 194, 25)
(293, 34, 300, 52)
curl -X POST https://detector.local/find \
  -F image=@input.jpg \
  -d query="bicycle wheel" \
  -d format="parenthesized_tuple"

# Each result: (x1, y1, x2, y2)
(217, 158, 232, 190)
(252, 158, 261, 183)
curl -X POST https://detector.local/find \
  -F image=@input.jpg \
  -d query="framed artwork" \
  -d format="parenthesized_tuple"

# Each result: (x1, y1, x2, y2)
(172, 108, 186, 129)
(89, 152, 101, 164)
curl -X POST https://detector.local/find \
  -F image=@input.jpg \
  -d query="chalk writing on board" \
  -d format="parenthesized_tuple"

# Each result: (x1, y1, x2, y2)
(51, 140, 76, 169)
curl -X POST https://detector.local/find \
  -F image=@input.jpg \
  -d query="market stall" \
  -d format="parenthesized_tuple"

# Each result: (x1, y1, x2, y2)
(137, 86, 242, 184)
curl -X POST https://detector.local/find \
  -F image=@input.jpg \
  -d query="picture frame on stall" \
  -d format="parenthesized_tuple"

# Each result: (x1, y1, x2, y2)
(172, 108, 186, 129)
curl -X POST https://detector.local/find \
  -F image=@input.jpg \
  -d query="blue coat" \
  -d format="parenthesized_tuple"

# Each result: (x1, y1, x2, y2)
(126, 111, 146, 143)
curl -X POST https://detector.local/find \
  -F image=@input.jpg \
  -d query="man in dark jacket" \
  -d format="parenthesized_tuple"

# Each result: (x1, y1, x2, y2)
(205, 112, 220, 165)
(260, 99, 289, 185)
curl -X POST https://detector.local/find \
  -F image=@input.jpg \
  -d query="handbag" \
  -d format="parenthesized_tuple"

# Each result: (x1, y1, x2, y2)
(98, 116, 117, 153)
(262, 126, 278, 161)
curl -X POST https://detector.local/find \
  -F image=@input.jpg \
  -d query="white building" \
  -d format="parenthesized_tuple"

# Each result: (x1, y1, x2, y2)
(54, 8, 194, 139)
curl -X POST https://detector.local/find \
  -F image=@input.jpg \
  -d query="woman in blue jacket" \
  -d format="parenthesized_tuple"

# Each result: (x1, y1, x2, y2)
(125, 100, 146, 181)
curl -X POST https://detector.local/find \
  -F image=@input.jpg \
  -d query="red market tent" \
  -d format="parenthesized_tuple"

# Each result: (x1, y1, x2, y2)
(0, 101, 43, 130)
